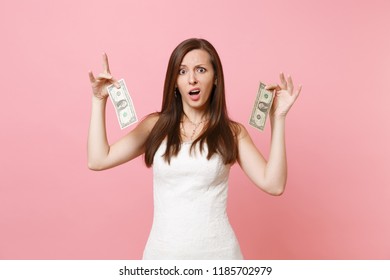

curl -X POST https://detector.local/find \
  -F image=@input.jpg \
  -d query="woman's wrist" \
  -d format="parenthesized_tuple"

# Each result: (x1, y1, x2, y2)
(270, 114, 286, 123)
(270, 115, 286, 131)
(92, 95, 108, 104)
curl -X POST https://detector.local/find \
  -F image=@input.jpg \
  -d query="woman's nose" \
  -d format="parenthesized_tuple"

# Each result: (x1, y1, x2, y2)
(188, 72, 198, 85)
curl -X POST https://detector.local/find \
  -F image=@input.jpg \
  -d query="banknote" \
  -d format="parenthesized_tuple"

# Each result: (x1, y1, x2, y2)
(249, 82, 274, 131)
(107, 79, 138, 129)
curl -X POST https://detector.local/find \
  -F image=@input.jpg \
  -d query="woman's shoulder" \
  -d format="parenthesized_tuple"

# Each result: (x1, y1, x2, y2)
(229, 120, 249, 140)
(137, 112, 160, 132)
(143, 112, 160, 123)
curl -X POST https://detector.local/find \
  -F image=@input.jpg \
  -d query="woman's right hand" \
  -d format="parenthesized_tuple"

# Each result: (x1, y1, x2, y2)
(88, 53, 120, 100)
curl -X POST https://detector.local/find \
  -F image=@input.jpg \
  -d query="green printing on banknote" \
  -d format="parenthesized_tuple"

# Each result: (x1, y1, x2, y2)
(107, 79, 138, 129)
(249, 82, 274, 131)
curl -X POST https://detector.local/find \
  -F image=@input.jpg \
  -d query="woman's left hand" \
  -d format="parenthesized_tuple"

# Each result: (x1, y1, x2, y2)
(265, 73, 302, 119)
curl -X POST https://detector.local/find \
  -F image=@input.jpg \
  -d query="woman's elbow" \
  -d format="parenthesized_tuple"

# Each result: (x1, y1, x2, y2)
(268, 185, 285, 196)
(88, 160, 104, 171)
(258, 182, 286, 196)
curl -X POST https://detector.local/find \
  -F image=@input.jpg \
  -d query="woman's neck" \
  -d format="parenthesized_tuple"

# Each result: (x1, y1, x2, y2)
(182, 109, 208, 124)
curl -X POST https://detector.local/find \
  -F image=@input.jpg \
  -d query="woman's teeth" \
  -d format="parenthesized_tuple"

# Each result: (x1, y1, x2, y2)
(189, 90, 200, 95)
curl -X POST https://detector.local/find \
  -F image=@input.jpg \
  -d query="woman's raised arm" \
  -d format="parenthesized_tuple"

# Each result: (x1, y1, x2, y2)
(87, 53, 158, 171)
(237, 73, 301, 195)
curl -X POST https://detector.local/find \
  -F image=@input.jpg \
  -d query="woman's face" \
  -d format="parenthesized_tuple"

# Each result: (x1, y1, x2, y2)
(176, 49, 215, 114)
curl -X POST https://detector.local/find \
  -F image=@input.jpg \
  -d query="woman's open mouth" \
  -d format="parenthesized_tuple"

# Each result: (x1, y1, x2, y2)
(189, 89, 200, 95)
(188, 88, 201, 101)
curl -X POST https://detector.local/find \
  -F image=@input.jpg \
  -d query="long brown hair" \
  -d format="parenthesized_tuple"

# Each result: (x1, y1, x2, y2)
(144, 38, 240, 167)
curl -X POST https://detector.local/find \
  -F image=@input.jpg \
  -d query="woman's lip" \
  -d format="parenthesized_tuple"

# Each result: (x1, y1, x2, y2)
(189, 91, 201, 101)
(188, 87, 201, 94)
(188, 88, 201, 101)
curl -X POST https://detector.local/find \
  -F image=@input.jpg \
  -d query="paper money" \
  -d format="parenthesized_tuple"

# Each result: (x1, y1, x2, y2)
(107, 79, 138, 129)
(249, 82, 274, 131)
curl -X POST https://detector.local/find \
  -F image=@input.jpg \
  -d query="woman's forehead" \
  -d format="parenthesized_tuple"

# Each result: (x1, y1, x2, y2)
(181, 49, 211, 66)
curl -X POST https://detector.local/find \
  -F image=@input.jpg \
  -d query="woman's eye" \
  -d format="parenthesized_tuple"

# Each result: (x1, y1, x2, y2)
(179, 69, 186, 75)
(197, 67, 206, 73)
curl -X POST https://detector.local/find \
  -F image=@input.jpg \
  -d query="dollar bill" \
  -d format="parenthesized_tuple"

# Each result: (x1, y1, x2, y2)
(249, 82, 274, 131)
(107, 79, 138, 129)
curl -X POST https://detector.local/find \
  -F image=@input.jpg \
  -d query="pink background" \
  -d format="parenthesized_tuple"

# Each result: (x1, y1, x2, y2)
(0, 0, 389, 259)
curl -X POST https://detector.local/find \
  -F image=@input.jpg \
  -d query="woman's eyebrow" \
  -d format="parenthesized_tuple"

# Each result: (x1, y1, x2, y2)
(180, 63, 208, 67)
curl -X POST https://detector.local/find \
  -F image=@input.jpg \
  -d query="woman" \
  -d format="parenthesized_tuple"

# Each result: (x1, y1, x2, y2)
(88, 38, 301, 259)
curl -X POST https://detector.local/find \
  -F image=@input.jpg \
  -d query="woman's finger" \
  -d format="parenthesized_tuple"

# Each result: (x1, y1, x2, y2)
(88, 71, 96, 83)
(287, 75, 294, 94)
(265, 84, 281, 91)
(111, 78, 121, 89)
(280, 72, 287, 89)
(96, 72, 113, 80)
(102, 52, 111, 74)
(295, 85, 302, 98)
(95, 72, 120, 88)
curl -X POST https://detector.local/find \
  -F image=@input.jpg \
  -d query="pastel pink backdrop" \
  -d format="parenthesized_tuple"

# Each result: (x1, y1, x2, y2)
(0, 0, 389, 259)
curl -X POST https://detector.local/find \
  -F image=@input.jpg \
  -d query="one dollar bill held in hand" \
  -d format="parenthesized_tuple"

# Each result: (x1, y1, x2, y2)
(249, 82, 274, 131)
(107, 79, 138, 129)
